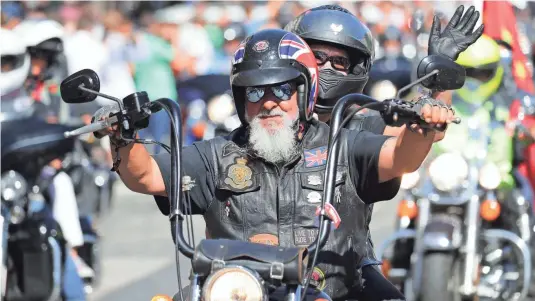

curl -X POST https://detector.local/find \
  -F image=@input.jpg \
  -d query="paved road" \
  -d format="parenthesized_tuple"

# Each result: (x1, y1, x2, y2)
(89, 183, 398, 301)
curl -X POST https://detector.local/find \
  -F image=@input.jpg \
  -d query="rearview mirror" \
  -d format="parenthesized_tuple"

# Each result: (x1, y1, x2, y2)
(60, 69, 100, 103)
(417, 55, 466, 91)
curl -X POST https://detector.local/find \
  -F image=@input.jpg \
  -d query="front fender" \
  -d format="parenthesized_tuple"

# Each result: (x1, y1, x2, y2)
(422, 217, 462, 251)
(376, 229, 416, 260)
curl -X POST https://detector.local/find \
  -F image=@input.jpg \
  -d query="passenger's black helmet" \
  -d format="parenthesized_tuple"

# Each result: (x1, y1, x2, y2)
(230, 28, 319, 124)
(285, 5, 375, 114)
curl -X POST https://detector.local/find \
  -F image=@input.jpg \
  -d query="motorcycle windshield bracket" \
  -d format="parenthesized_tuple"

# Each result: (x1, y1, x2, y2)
(211, 259, 225, 273)
(270, 262, 284, 280)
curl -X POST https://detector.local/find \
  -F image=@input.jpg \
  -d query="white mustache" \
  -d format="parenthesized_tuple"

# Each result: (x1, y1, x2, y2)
(256, 108, 285, 118)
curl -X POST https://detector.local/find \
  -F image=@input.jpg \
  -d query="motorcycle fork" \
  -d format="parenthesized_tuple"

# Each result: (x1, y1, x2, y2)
(460, 195, 481, 297)
(0, 206, 9, 298)
(515, 194, 532, 242)
(0, 213, 5, 297)
(411, 198, 430, 296)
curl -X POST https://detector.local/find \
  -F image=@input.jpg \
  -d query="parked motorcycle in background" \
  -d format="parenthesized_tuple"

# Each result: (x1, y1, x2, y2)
(61, 132, 105, 294)
(1, 89, 74, 301)
(379, 109, 532, 301)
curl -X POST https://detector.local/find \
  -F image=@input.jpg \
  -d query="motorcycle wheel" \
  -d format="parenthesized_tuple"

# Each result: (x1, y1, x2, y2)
(420, 253, 461, 301)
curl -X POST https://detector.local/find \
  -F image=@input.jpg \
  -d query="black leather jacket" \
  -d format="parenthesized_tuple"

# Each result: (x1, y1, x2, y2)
(153, 119, 399, 299)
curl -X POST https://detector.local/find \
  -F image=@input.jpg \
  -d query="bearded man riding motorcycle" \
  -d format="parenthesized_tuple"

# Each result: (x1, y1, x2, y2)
(96, 19, 468, 298)
(283, 4, 483, 298)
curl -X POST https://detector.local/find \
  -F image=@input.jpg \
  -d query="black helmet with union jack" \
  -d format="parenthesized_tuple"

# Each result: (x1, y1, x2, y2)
(230, 28, 319, 125)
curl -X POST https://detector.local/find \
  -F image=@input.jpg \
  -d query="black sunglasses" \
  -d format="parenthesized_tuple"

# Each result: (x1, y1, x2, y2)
(245, 82, 296, 103)
(313, 50, 351, 71)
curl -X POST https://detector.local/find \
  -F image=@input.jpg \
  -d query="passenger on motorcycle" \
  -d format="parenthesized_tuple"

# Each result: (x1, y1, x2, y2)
(14, 19, 96, 281)
(101, 28, 456, 300)
(1, 27, 87, 301)
(285, 4, 483, 299)
(287, 5, 483, 138)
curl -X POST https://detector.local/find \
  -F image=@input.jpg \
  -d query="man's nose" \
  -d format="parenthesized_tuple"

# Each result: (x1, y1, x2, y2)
(320, 61, 334, 69)
(262, 99, 279, 111)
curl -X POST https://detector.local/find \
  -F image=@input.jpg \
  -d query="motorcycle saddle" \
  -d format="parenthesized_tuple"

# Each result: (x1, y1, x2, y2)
(191, 239, 309, 285)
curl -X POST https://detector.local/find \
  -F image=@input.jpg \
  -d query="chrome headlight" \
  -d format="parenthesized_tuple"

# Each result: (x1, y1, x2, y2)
(1, 170, 28, 201)
(207, 93, 235, 124)
(370, 80, 397, 101)
(428, 153, 469, 192)
(400, 170, 420, 190)
(479, 162, 501, 190)
(202, 266, 265, 301)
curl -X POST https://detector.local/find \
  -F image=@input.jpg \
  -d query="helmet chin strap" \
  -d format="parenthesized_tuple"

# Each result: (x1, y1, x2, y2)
(296, 83, 309, 141)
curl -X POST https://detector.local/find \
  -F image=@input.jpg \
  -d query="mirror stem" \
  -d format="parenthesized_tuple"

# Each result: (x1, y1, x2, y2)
(396, 69, 439, 99)
(78, 84, 125, 111)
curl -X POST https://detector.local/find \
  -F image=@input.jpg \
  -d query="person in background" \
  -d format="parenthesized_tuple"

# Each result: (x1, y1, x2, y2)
(63, 13, 109, 101)
(14, 18, 67, 123)
(0, 1, 24, 29)
(175, 3, 214, 77)
(100, 9, 140, 102)
(133, 9, 179, 154)
(206, 22, 247, 75)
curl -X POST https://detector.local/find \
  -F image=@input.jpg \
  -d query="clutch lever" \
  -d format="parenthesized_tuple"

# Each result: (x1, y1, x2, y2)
(64, 115, 119, 138)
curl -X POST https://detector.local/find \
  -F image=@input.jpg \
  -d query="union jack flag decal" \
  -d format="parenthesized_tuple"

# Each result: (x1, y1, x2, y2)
(304, 146, 328, 168)
(232, 40, 247, 64)
(279, 33, 319, 114)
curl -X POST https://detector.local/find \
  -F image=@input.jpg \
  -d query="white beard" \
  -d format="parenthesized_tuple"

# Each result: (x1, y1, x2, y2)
(248, 108, 299, 164)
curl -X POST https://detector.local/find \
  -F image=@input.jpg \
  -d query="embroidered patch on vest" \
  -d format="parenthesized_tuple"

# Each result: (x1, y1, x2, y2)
(249, 233, 279, 246)
(294, 228, 319, 246)
(307, 174, 322, 186)
(304, 146, 328, 168)
(307, 191, 322, 203)
(224, 157, 253, 190)
(222, 142, 244, 157)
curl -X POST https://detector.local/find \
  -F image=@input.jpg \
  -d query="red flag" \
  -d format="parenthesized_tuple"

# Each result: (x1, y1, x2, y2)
(483, 0, 534, 93)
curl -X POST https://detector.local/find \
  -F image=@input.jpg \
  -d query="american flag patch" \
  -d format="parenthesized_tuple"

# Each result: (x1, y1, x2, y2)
(304, 146, 328, 168)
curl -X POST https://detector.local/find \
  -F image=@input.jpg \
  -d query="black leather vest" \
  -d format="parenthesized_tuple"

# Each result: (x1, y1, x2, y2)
(345, 112, 381, 266)
(202, 120, 368, 299)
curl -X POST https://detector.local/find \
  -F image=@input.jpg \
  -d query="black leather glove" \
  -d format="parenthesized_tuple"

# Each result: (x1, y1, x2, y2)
(410, 95, 455, 133)
(428, 5, 484, 61)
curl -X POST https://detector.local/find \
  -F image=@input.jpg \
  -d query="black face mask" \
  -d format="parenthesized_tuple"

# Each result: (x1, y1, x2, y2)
(315, 67, 369, 113)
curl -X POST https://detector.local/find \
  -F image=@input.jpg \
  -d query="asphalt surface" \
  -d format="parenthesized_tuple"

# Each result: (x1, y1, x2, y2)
(89, 183, 398, 301)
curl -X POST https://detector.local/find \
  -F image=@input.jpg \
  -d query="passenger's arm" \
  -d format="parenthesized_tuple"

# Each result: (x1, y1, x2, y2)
(378, 100, 455, 182)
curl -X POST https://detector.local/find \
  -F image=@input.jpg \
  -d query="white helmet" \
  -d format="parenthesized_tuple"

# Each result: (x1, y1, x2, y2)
(0, 28, 31, 96)
(14, 19, 65, 52)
